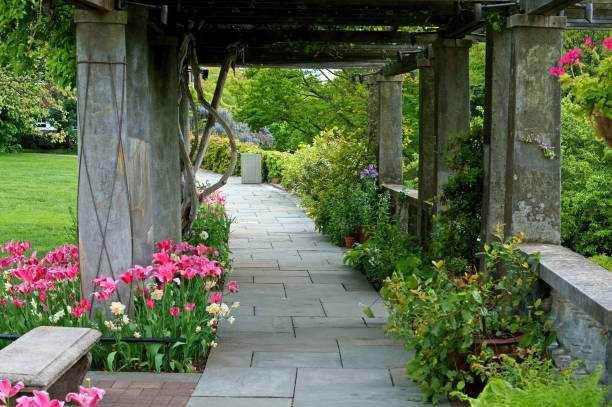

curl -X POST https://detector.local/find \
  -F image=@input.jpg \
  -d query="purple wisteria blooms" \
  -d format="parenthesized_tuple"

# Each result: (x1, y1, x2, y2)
(197, 106, 275, 148)
(360, 164, 379, 178)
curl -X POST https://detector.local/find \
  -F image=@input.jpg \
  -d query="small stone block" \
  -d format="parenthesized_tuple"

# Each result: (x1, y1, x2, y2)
(192, 368, 296, 397)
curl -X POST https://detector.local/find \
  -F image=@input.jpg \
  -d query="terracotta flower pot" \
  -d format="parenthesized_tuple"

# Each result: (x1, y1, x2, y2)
(344, 236, 356, 249)
(594, 114, 612, 148)
(358, 225, 372, 244)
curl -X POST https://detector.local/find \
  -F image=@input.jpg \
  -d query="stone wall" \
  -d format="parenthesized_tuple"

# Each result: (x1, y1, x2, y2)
(550, 289, 612, 384)
(384, 185, 432, 241)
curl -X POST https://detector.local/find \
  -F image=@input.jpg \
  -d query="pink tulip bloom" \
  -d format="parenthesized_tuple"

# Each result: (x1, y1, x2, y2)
(155, 239, 173, 252)
(170, 307, 180, 316)
(185, 303, 195, 311)
(65, 386, 105, 407)
(227, 281, 240, 293)
(208, 292, 223, 304)
(585, 37, 592, 46)
(16, 391, 64, 407)
(604, 38, 612, 50)
(12, 299, 25, 307)
(145, 299, 155, 310)
(133, 265, 152, 281)
(119, 270, 134, 284)
(0, 379, 24, 403)
(39, 291, 46, 303)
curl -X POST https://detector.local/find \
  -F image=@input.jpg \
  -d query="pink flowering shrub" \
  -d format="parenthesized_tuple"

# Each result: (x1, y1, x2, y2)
(551, 37, 612, 146)
(0, 379, 105, 407)
(0, 191, 238, 372)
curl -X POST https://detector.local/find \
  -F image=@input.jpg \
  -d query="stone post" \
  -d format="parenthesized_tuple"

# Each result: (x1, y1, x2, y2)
(125, 6, 153, 268)
(417, 55, 435, 239)
(376, 74, 404, 186)
(483, 15, 565, 244)
(432, 39, 472, 197)
(75, 10, 132, 306)
(149, 36, 181, 242)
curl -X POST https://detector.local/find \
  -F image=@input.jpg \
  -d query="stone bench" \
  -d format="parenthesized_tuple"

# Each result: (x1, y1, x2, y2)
(0, 326, 101, 399)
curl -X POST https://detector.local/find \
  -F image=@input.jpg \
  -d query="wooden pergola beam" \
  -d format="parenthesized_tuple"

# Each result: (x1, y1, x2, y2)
(381, 52, 420, 76)
(68, 0, 114, 11)
(195, 29, 438, 47)
(521, 0, 579, 15)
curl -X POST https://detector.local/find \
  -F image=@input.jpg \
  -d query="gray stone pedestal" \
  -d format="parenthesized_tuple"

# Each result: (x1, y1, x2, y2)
(241, 153, 262, 184)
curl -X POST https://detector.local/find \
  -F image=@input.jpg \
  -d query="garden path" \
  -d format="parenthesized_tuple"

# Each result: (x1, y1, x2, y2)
(188, 170, 449, 407)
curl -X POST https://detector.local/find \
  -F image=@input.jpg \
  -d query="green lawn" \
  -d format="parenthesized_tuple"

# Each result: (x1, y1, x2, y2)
(0, 153, 77, 254)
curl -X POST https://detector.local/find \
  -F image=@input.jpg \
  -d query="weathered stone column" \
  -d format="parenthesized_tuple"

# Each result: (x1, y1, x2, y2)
(365, 76, 379, 152)
(417, 56, 435, 239)
(432, 39, 471, 196)
(125, 6, 153, 267)
(483, 15, 565, 243)
(75, 10, 132, 305)
(376, 75, 404, 186)
(149, 36, 181, 242)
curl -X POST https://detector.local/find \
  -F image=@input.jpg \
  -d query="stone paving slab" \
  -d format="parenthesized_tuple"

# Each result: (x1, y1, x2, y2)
(339, 344, 411, 369)
(187, 397, 292, 407)
(252, 351, 342, 368)
(192, 368, 296, 397)
(292, 316, 366, 328)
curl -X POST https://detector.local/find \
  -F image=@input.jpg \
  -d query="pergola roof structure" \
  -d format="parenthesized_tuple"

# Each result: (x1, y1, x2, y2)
(72, 0, 612, 69)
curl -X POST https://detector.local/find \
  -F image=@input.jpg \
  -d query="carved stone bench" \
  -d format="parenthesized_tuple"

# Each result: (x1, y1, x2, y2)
(0, 326, 101, 399)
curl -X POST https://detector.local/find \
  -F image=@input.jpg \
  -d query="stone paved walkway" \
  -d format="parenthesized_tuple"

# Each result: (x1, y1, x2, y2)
(188, 170, 448, 407)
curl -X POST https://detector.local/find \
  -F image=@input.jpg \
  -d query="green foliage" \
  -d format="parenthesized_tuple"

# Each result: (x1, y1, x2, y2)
(429, 118, 484, 271)
(590, 254, 612, 271)
(0, 69, 48, 151)
(0, 1, 76, 87)
(561, 98, 612, 256)
(344, 193, 419, 288)
(381, 231, 549, 403)
(281, 128, 374, 241)
(200, 135, 292, 183)
(453, 365, 611, 407)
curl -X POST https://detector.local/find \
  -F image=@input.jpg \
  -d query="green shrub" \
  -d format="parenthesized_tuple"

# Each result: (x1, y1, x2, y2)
(590, 254, 612, 271)
(201, 135, 293, 183)
(453, 366, 611, 407)
(561, 97, 612, 257)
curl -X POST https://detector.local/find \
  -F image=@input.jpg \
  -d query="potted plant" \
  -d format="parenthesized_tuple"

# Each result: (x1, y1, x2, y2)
(381, 228, 554, 403)
(551, 37, 612, 147)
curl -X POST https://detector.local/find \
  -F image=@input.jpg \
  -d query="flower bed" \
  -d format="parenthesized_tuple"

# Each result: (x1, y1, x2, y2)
(0, 191, 236, 373)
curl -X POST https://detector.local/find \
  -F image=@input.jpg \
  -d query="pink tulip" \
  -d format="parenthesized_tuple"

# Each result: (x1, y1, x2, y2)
(208, 292, 223, 304)
(65, 386, 105, 407)
(170, 307, 180, 316)
(119, 270, 134, 284)
(0, 380, 24, 403)
(12, 299, 25, 307)
(604, 38, 612, 50)
(185, 303, 195, 311)
(39, 291, 46, 303)
(226, 281, 239, 293)
(16, 391, 64, 407)
(145, 299, 154, 310)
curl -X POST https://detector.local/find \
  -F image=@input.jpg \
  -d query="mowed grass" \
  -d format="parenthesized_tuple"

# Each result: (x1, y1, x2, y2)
(0, 153, 77, 254)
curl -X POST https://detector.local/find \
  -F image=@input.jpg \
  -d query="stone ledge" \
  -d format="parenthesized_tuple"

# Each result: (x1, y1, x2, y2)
(520, 244, 612, 331)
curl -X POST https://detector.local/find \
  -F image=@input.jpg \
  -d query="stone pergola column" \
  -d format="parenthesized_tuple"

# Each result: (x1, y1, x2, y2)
(376, 75, 404, 186)
(149, 36, 181, 243)
(417, 55, 435, 239)
(482, 15, 565, 244)
(75, 10, 133, 305)
(432, 39, 472, 197)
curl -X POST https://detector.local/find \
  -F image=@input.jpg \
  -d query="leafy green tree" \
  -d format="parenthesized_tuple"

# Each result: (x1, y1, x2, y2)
(0, 68, 47, 151)
(0, 0, 76, 88)
(561, 97, 612, 257)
